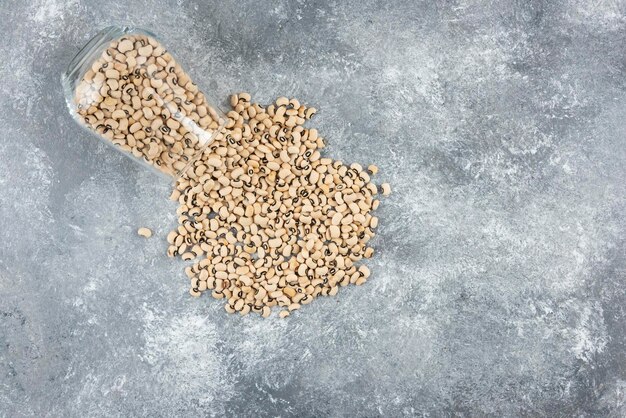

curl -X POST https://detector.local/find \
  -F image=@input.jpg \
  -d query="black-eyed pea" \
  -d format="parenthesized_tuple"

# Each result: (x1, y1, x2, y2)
(137, 227, 152, 238)
(267, 161, 280, 171)
(358, 265, 371, 279)
(138, 44, 153, 56)
(166, 230, 178, 244)
(105, 69, 120, 79)
(329, 225, 341, 239)
(182, 252, 195, 261)
(240, 304, 251, 315)
(234, 299, 244, 311)
(341, 214, 354, 226)
(305, 107, 316, 119)
(283, 287, 297, 298)
(350, 163, 362, 172)
(268, 237, 282, 248)
(117, 39, 134, 53)
(239, 275, 253, 286)
(174, 233, 185, 246)
(286, 291, 301, 303)
(340, 274, 350, 287)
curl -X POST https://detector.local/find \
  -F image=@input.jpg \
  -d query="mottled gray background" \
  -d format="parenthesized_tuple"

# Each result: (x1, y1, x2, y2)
(1, 0, 625, 416)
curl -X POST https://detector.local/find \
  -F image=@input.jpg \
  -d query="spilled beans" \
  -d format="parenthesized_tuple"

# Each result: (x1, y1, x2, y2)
(167, 94, 391, 318)
(73, 35, 391, 318)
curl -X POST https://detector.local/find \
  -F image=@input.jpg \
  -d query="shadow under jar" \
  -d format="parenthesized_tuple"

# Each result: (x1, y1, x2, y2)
(61, 26, 226, 179)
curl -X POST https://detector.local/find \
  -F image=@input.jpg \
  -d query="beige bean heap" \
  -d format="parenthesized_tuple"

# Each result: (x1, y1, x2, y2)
(74, 35, 223, 176)
(167, 93, 389, 318)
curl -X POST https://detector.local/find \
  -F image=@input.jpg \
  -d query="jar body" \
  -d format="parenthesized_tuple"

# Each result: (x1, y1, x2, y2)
(61, 26, 225, 179)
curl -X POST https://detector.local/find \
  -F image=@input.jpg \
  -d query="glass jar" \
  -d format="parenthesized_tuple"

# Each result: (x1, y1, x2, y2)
(61, 26, 226, 179)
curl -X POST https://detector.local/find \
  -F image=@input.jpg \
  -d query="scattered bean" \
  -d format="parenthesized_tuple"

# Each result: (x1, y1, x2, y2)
(137, 227, 152, 238)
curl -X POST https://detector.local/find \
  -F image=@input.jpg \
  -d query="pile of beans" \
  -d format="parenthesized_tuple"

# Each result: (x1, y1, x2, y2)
(167, 94, 391, 318)
(73, 35, 223, 176)
(72, 35, 391, 318)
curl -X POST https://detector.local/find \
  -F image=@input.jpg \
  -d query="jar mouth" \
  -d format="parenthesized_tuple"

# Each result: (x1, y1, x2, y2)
(61, 26, 226, 183)
(62, 27, 156, 101)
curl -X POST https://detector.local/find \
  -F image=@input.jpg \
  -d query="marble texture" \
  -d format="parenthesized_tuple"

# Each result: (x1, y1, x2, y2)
(1, 0, 625, 416)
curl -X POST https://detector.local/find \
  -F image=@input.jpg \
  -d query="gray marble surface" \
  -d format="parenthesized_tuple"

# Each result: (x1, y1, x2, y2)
(1, 0, 626, 416)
